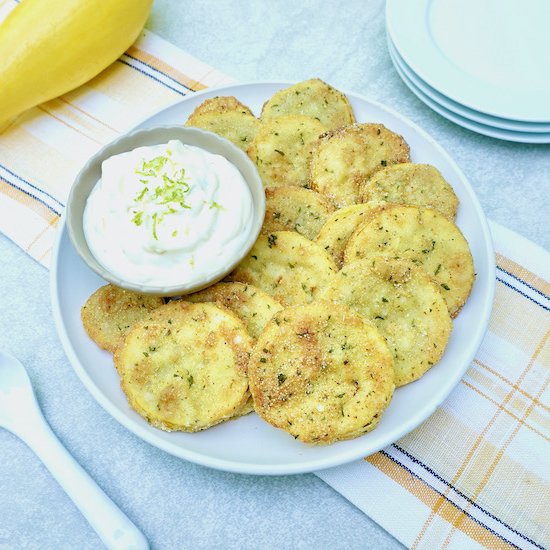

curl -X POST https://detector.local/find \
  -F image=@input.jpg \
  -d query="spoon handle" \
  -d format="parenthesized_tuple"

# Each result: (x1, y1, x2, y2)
(16, 409, 149, 550)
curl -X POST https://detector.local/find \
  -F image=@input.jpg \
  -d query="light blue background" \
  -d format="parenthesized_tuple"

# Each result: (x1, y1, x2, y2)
(1, 1, 548, 549)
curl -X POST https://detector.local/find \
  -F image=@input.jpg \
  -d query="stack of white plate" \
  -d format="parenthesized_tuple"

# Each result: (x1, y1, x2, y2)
(386, 0, 550, 143)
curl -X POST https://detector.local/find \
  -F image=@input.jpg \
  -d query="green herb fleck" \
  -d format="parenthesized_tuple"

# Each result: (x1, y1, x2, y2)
(152, 212, 159, 240)
(440, 283, 450, 291)
(277, 373, 287, 385)
(132, 211, 143, 226)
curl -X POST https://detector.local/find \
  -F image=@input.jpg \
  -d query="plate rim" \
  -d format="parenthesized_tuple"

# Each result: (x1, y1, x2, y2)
(386, 0, 550, 123)
(387, 37, 550, 134)
(50, 80, 496, 475)
(389, 45, 550, 144)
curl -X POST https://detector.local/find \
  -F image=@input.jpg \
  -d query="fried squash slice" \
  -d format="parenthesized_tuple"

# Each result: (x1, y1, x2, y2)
(261, 78, 355, 130)
(185, 96, 260, 151)
(114, 301, 252, 432)
(81, 284, 164, 353)
(360, 163, 458, 220)
(248, 115, 327, 188)
(248, 302, 394, 444)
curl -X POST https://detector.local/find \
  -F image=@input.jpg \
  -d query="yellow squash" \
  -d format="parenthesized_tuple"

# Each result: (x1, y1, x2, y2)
(0, 0, 153, 126)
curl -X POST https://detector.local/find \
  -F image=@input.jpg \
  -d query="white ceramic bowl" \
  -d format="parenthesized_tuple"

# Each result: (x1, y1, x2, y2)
(51, 82, 495, 475)
(65, 125, 265, 296)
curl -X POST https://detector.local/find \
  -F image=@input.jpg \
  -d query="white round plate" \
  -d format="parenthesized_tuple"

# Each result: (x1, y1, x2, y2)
(387, 38, 550, 134)
(50, 82, 495, 475)
(389, 46, 550, 144)
(386, 0, 550, 122)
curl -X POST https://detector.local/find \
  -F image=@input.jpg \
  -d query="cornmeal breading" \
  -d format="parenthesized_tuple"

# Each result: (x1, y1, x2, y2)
(261, 78, 355, 130)
(228, 231, 337, 307)
(249, 301, 394, 444)
(114, 301, 252, 432)
(344, 204, 475, 317)
(310, 123, 410, 207)
(323, 257, 452, 386)
(262, 186, 335, 240)
(248, 115, 327, 188)
(81, 284, 164, 353)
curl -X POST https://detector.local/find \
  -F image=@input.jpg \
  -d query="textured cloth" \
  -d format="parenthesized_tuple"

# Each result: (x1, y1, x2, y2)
(1, 1, 548, 548)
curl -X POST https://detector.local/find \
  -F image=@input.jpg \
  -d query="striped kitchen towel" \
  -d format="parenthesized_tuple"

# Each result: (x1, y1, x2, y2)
(1, 1, 548, 548)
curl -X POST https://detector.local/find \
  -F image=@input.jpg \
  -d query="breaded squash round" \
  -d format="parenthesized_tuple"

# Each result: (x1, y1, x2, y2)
(323, 258, 452, 386)
(310, 123, 410, 207)
(247, 115, 327, 188)
(185, 96, 260, 151)
(262, 186, 335, 240)
(228, 231, 337, 307)
(185, 282, 283, 339)
(314, 202, 384, 268)
(249, 302, 395, 444)
(359, 163, 459, 220)
(114, 301, 252, 432)
(261, 78, 355, 130)
(81, 284, 164, 353)
(344, 205, 475, 317)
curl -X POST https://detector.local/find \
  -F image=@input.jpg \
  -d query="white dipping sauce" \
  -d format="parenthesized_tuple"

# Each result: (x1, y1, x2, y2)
(84, 140, 253, 287)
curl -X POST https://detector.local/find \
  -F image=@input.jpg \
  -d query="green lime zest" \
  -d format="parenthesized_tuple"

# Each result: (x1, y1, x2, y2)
(151, 212, 159, 240)
(131, 211, 143, 226)
(135, 155, 168, 176)
(131, 153, 192, 239)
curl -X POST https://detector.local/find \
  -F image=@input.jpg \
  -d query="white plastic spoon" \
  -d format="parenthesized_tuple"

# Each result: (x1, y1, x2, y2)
(0, 350, 149, 550)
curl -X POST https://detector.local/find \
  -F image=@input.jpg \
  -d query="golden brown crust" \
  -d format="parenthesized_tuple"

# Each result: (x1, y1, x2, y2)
(248, 302, 394, 444)
(323, 258, 452, 386)
(261, 78, 355, 129)
(185, 282, 283, 339)
(247, 115, 327, 188)
(344, 204, 475, 317)
(309, 123, 410, 207)
(314, 202, 385, 268)
(185, 96, 260, 150)
(228, 231, 337, 307)
(359, 163, 459, 220)
(262, 186, 335, 240)
(81, 285, 164, 353)
(114, 301, 252, 432)
(188, 96, 255, 117)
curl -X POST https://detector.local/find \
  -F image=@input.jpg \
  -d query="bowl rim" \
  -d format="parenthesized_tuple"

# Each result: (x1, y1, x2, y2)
(66, 124, 265, 296)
